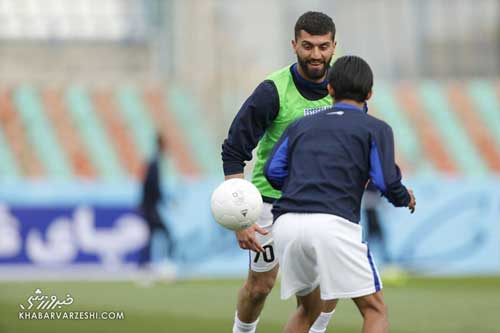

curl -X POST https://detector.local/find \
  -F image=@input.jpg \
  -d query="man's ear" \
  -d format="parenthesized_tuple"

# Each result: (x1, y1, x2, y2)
(291, 39, 297, 53)
(366, 89, 373, 101)
(327, 83, 335, 98)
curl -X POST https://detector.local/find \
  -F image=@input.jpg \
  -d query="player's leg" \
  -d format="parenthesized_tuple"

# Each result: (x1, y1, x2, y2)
(233, 203, 278, 333)
(295, 297, 337, 333)
(305, 215, 339, 333)
(284, 287, 322, 333)
(138, 231, 152, 266)
(316, 214, 384, 332)
(156, 216, 175, 259)
(273, 213, 325, 333)
(138, 210, 154, 267)
(308, 299, 337, 333)
(149, 209, 175, 259)
(352, 291, 388, 333)
(233, 265, 279, 332)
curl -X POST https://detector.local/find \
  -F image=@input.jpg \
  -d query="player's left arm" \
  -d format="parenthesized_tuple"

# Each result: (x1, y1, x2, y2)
(369, 123, 414, 211)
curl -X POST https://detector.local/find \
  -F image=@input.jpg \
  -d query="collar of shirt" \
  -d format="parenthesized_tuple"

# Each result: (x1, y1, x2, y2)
(333, 102, 368, 113)
(291, 63, 329, 90)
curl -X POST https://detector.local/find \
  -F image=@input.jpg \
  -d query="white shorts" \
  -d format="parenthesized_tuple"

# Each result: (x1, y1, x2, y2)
(273, 213, 382, 300)
(249, 202, 279, 273)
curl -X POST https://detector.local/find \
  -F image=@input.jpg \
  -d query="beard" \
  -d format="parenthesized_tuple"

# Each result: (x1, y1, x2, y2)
(297, 55, 332, 81)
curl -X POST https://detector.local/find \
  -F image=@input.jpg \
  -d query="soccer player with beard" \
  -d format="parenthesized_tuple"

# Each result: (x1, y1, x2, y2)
(221, 11, 338, 333)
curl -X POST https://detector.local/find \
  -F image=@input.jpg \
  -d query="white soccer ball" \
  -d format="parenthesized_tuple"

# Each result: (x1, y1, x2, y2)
(210, 178, 263, 231)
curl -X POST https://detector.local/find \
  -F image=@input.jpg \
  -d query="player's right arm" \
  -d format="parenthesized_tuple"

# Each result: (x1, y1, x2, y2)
(221, 80, 280, 176)
(221, 80, 280, 252)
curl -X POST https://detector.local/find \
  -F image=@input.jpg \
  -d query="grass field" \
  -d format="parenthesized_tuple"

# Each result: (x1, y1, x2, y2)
(0, 277, 499, 333)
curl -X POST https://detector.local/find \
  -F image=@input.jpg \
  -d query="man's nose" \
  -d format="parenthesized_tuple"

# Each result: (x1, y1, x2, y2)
(311, 47, 321, 59)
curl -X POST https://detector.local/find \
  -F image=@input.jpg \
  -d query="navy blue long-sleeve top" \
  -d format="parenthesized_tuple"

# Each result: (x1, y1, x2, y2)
(221, 64, 329, 177)
(141, 153, 163, 210)
(264, 103, 411, 223)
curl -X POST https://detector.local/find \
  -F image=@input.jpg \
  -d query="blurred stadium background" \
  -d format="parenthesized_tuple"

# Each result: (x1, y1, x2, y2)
(0, 0, 499, 332)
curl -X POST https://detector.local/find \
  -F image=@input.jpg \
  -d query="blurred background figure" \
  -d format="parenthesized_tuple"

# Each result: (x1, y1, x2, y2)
(138, 133, 175, 268)
(362, 181, 389, 264)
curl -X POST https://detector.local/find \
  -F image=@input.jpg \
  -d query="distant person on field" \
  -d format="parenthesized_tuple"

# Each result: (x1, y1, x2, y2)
(363, 181, 390, 263)
(138, 133, 174, 266)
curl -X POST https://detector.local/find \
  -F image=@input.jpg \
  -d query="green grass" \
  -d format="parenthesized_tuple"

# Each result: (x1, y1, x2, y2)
(0, 277, 499, 332)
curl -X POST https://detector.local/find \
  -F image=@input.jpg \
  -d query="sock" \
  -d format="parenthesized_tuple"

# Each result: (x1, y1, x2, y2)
(309, 309, 335, 333)
(233, 311, 260, 333)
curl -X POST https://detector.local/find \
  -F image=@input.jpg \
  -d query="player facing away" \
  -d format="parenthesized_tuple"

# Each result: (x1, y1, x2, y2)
(221, 11, 338, 333)
(264, 55, 416, 333)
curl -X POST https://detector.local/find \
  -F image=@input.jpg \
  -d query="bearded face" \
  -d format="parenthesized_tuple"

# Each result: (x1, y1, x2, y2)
(293, 30, 336, 82)
(297, 52, 332, 80)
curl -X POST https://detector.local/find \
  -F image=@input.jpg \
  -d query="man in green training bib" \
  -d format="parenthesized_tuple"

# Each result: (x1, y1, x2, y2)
(221, 11, 337, 333)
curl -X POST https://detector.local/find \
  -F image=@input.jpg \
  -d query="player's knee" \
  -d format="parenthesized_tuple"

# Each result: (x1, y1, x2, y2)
(374, 302, 388, 318)
(365, 299, 388, 320)
(357, 293, 387, 318)
(245, 275, 275, 302)
(246, 282, 273, 302)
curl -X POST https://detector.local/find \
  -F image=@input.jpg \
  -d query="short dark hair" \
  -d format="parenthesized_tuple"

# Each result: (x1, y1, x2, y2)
(294, 11, 336, 40)
(328, 55, 373, 103)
